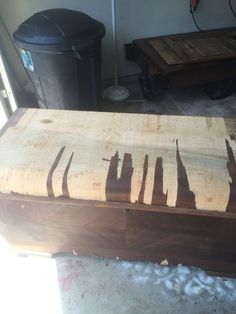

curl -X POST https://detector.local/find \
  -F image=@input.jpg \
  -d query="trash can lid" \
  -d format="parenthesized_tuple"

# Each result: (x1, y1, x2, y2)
(13, 8, 106, 52)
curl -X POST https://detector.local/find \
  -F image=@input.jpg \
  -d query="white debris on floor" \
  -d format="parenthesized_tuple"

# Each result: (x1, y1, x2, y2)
(56, 255, 236, 314)
(0, 246, 235, 314)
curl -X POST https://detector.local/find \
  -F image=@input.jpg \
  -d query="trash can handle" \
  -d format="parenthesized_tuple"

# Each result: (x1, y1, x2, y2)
(72, 47, 81, 60)
(71, 39, 94, 51)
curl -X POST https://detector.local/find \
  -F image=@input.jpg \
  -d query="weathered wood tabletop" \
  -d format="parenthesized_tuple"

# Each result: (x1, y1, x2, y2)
(150, 31, 236, 65)
(0, 108, 235, 275)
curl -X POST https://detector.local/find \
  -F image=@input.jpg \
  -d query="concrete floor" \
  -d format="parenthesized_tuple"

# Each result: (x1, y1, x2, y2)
(2, 81, 236, 314)
(55, 255, 236, 314)
(1, 251, 236, 314)
(101, 79, 236, 117)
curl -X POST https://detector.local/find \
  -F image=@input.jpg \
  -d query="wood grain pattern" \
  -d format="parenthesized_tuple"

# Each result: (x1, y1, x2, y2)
(0, 108, 27, 138)
(150, 32, 236, 65)
(47, 146, 66, 197)
(105, 152, 134, 203)
(0, 109, 235, 212)
(138, 155, 148, 204)
(151, 157, 167, 206)
(225, 140, 236, 212)
(0, 193, 235, 276)
(175, 140, 196, 209)
(1, 109, 236, 275)
(62, 152, 74, 198)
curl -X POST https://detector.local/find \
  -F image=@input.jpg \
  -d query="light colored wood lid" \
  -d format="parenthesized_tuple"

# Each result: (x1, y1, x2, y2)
(0, 108, 235, 212)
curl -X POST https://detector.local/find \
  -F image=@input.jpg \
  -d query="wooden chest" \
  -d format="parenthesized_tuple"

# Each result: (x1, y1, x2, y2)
(0, 109, 235, 275)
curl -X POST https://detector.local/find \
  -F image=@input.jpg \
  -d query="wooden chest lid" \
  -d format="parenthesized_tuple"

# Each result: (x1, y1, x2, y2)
(0, 108, 235, 213)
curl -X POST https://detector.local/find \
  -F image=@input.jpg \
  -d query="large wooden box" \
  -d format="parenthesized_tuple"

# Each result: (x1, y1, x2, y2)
(0, 109, 235, 275)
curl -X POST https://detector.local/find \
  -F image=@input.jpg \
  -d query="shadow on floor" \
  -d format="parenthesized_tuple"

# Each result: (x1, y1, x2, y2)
(101, 80, 236, 118)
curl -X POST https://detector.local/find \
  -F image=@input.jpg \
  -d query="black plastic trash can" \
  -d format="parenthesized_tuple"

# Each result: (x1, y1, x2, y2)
(13, 9, 105, 110)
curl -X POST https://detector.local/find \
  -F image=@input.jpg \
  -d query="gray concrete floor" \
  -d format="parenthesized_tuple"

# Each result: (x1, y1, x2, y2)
(101, 80, 236, 118)
(56, 255, 236, 314)
(1, 252, 236, 314)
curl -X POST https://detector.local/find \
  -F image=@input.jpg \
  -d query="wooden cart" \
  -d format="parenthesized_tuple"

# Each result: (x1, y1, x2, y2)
(126, 28, 236, 100)
(0, 109, 235, 276)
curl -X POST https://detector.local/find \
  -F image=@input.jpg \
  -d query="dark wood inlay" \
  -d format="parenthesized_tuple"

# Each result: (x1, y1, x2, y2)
(176, 140, 196, 209)
(138, 155, 148, 204)
(151, 157, 168, 206)
(62, 152, 74, 199)
(47, 147, 66, 197)
(106, 152, 134, 203)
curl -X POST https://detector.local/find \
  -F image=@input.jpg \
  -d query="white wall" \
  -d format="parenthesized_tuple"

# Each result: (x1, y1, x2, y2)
(117, 0, 236, 76)
(0, 0, 236, 79)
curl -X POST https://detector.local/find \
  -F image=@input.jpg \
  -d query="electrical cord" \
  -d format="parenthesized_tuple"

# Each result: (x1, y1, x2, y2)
(229, 0, 236, 18)
(191, 11, 203, 31)
(190, 1, 236, 32)
(190, 0, 203, 32)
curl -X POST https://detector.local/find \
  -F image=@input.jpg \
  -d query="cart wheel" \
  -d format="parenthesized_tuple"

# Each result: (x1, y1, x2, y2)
(204, 80, 236, 100)
(139, 72, 156, 101)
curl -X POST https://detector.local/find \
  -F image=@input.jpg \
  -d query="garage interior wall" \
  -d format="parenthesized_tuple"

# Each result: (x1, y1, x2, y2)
(0, 0, 236, 81)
